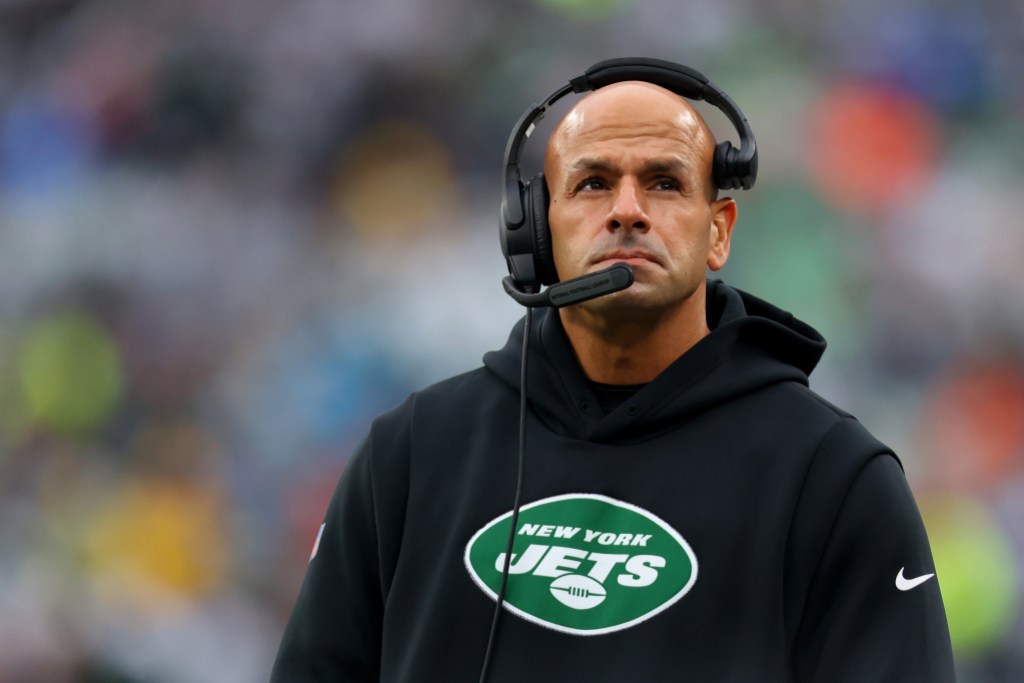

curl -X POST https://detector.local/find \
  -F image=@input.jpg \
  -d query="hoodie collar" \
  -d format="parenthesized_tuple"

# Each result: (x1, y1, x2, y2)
(483, 280, 826, 444)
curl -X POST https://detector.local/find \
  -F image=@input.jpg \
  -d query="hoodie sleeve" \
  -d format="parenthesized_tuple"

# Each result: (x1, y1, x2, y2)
(270, 402, 411, 682)
(790, 432, 955, 682)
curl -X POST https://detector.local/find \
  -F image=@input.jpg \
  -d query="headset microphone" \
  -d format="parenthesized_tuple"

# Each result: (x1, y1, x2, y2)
(502, 263, 634, 309)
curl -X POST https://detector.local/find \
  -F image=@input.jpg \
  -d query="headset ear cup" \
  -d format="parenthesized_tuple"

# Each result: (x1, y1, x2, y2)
(713, 141, 756, 191)
(713, 141, 737, 190)
(528, 174, 558, 285)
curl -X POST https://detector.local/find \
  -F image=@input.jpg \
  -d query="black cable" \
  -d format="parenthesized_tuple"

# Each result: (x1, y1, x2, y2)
(477, 307, 532, 683)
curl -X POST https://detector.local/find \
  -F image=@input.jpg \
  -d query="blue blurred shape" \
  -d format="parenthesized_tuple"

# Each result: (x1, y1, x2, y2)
(0, 93, 97, 194)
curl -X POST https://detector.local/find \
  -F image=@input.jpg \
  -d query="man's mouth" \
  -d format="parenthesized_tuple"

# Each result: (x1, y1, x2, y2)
(591, 250, 660, 268)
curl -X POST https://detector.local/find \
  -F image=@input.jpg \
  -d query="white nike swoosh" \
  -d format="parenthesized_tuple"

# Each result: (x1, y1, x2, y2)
(895, 567, 935, 591)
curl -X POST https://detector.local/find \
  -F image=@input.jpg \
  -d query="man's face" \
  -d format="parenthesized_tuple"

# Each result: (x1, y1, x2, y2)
(545, 83, 735, 317)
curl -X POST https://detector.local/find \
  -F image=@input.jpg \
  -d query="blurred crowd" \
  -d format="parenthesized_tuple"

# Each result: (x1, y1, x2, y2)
(1, 0, 1023, 680)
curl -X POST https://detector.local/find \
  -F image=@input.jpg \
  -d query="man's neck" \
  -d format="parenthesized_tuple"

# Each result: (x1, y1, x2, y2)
(558, 290, 710, 385)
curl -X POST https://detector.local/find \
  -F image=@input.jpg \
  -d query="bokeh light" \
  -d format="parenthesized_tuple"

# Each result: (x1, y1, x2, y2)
(921, 494, 1018, 658)
(18, 312, 123, 436)
(332, 120, 462, 240)
(531, 0, 633, 21)
(918, 359, 1024, 492)
(84, 475, 230, 599)
(804, 82, 939, 214)
(0, 331, 31, 451)
(725, 179, 863, 359)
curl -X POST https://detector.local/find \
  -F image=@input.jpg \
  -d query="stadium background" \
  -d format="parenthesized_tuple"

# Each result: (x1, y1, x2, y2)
(1, 0, 1023, 680)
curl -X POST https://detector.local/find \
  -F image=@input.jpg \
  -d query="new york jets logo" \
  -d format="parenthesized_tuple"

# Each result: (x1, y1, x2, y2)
(464, 493, 698, 636)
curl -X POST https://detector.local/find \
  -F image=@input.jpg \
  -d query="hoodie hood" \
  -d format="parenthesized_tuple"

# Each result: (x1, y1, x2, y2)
(483, 279, 827, 444)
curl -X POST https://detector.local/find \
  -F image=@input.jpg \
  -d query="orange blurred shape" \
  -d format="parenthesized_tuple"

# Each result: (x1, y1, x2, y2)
(332, 120, 461, 240)
(919, 360, 1024, 491)
(83, 478, 230, 598)
(805, 82, 939, 213)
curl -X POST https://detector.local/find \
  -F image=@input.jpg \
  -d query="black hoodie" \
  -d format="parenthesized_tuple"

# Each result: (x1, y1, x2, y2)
(271, 280, 955, 683)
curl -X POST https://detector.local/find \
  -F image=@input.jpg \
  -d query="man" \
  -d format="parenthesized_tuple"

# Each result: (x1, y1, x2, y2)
(271, 69, 955, 682)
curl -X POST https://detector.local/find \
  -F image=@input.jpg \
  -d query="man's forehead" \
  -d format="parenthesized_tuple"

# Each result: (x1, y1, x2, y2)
(547, 82, 713, 168)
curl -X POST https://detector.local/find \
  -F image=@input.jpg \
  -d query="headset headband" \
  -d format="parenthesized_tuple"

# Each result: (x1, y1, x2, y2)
(500, 57, 758, 232)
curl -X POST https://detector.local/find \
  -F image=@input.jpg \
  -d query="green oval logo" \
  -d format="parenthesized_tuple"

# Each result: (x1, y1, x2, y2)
(464, 493, 698, 635)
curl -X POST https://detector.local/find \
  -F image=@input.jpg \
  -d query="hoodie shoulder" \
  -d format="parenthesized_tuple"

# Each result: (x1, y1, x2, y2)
(764, 380, 895, 459)
(383, 366, 516, 444)
(368, 366, 500, 452)
(414, 366, 508, 405)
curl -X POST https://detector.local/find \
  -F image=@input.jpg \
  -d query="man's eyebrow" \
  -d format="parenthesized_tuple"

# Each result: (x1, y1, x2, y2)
(569, 157, 616, 174)
(642, 158, 690, 175)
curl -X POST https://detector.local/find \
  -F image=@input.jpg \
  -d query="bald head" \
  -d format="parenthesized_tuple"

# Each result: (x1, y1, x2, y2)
(546, 82, 719, 201)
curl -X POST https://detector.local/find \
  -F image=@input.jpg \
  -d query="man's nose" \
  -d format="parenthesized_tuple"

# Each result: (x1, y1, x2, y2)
(607, 180, 649, 231)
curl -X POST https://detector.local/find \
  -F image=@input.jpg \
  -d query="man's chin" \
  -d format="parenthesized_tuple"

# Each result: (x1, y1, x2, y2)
(573, 283, 668, 317)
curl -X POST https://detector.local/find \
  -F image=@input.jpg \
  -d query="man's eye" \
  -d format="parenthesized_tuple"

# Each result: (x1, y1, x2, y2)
(576, 178, 606, 191)
(653, 177, 681, 191)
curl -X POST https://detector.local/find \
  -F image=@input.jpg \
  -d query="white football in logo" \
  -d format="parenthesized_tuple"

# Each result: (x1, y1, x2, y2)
(549, 574, 607, 610)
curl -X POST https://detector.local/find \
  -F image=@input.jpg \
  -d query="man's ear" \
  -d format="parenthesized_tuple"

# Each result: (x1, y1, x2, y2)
(707, 198, 737, 271)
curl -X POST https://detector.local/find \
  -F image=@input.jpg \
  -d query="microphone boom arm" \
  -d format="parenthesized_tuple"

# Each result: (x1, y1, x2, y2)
(502, 263, 635, 308)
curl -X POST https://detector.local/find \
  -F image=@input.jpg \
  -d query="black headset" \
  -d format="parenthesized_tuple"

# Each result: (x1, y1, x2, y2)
(499, 57, 758, 298)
